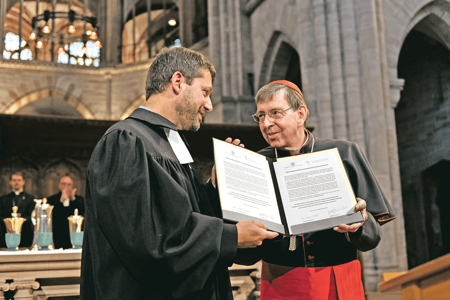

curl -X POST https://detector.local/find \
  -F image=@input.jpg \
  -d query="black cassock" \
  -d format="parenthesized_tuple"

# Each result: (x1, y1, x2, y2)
(236, 133, 397, 268)
(47, 193, 85, 249)
(81, 108, 237, 300)
(0, 191, 35, 247)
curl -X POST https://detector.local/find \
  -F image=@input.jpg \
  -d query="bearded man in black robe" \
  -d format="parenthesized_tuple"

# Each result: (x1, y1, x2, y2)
(80, 47, 278, 300)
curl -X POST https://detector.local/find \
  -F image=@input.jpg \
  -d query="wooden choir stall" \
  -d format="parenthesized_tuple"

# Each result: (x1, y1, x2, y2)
(379, 253, 450, 300)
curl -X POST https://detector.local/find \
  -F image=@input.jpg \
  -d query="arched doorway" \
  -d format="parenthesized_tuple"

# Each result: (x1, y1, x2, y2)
(269, 41, 302, 90)
(396, 18, 450, 268)
(259, 33, 302, 91)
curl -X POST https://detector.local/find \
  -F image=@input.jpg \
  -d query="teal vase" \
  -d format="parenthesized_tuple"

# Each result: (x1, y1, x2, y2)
(38, 232, 53, 250)
(5, 233, 21, 251)
(70, 232, 84, 249)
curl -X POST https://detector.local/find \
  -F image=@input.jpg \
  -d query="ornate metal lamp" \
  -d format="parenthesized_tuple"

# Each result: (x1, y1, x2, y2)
(28, 0, 101, 64)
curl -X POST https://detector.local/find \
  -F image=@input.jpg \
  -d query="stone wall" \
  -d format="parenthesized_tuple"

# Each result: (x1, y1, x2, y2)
(238, 0, 412, 291)
(0, 60, 149, 120)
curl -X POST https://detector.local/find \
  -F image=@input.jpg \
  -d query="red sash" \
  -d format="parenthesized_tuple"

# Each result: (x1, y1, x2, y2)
(260, 260, 364, 300)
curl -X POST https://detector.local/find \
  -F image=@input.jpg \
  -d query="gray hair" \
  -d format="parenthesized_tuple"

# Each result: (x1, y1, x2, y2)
(255, 83, 309, 126)
(145, 47, 216, 99)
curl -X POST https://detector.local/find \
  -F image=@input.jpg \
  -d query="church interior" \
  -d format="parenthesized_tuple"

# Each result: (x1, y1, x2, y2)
(0, 0, 450, 299)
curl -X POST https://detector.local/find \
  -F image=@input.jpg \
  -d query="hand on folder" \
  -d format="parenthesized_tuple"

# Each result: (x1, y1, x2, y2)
(236, 220, 279, 248)
(333, 198, 368, 233)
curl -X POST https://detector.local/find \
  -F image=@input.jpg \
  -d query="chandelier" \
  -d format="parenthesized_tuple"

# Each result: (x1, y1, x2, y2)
(28, 1, 101, 65)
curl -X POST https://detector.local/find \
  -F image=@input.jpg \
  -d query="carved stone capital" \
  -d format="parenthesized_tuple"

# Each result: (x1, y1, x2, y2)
(9, 278, 40, 300)
(390, 78, 405, 108)
(0, 281, 9, 292)
(9, 279, 40, 291)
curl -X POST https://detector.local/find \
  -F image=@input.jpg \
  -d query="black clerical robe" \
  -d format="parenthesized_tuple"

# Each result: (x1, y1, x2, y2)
(80, 108, 237, 300)
(236, 134, 396, 267)
(0, 191, 35, 248)
(46, 193, 85, 249)
(236, 134, 396, 299)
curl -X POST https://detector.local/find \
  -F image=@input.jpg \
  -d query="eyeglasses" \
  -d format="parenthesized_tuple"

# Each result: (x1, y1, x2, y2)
(252, 107, 293, 123)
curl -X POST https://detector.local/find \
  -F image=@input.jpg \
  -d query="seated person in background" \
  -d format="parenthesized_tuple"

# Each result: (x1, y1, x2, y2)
(0, 172, 35, 248)
(47, 176, 85, 249)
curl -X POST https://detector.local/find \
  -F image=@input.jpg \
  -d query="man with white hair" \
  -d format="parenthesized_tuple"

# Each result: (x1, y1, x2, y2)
(47, 176, 85, 249)
(237, 80, 396, 300)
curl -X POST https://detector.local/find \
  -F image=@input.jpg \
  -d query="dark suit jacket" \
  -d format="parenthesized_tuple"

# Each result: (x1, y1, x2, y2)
(47, 192, 85, 249)
(0, 191, 36, 248)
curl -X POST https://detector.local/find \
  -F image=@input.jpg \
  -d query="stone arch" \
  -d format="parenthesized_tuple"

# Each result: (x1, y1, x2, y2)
(258, 31, 302, 90)
(42, 160, 84, 198)
(386, 1, 450, 78)
(2, 89, 94, 119)
(120, 94, 146, 119)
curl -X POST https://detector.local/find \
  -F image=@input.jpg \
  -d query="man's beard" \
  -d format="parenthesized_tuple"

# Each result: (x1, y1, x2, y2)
(175, 87, 201, 132)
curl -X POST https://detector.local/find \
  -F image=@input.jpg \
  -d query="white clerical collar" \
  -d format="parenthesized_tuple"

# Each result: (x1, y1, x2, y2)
(140, 105, 152, 112)
(164, 129, 194, 164)
(288, 130, 310, 156)
(140, 106, 194, 164)
(14, 191, 21, 196)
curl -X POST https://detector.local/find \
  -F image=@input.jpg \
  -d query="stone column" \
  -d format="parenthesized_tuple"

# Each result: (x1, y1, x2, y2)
(100, 0, 122, 65)
(339, 0, 365, 151)
(178, 0, 195, 47)
(379, 0, 408, 272)
(376, 0, 408, 279)
(0, 0, 6, 60)
(295, 1, 319, 130)
(206, 0, 254, 124)
(353, 0, 408, 291)
(207, 0, 224, 122)
(105, 72, 113, 119)
(326, 0, 347, 140)
(311, 0, 333, 138)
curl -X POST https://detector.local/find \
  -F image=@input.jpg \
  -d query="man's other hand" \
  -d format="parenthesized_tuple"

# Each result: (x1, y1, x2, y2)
(236, 220, 279, 248)
(61, 187, 77, 202)
(333, 198, 368, 233)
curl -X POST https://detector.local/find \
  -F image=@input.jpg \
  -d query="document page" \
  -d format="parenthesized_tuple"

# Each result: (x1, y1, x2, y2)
(213, 139, 285, 233)
(273, 148, 363, 235)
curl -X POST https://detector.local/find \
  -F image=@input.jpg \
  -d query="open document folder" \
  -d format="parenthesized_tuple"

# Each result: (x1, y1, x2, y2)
(213, 138, 364, 236)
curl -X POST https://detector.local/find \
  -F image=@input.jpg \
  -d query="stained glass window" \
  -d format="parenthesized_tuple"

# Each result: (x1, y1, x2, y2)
(4, 32, 100, 66)
(56, 40, 101, 67)
(3, 32, 32, 61)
